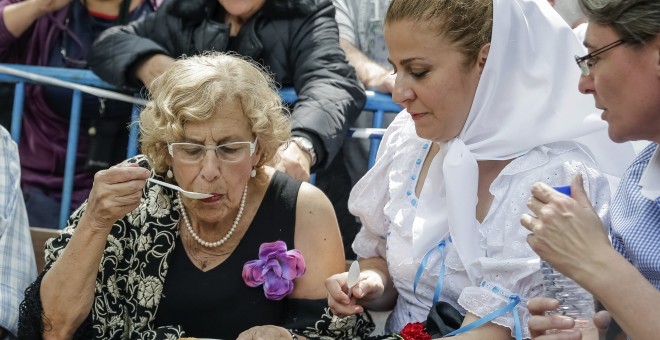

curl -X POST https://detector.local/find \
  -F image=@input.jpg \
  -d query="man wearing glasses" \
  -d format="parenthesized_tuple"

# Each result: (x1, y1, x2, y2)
(521, 0, 660, 339)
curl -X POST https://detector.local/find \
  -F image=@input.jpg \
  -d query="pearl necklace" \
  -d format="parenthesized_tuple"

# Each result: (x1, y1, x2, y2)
(177, 185, 248, 248)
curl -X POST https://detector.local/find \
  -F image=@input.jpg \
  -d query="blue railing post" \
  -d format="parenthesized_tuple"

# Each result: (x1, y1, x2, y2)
(10, 81, 25, 142)
(59, 90, 83, 228)
(368, 109, 385, 168)
(127, 102, 141, 158)
(0, 64, 399, 229)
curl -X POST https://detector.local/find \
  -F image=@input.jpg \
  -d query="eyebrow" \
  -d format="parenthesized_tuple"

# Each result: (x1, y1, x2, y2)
(387, 57, 427, 66)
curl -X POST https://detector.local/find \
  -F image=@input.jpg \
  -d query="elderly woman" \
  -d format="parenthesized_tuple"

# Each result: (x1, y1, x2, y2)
(89, 0, 367, 259)
(325, 0, 633, 339)
(19, 53, 349, 339)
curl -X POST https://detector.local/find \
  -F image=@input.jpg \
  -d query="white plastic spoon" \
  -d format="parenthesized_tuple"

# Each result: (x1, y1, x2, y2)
(147, 178, 213, 199)
(346, 260, 360, 299)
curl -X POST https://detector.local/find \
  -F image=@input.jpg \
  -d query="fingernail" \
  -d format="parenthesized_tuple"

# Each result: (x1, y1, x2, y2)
(560, 316, 574, 327)
(355, 287, 363, 296)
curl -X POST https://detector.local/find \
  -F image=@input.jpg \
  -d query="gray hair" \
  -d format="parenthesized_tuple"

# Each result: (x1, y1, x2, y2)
(579, 0, 660, 46)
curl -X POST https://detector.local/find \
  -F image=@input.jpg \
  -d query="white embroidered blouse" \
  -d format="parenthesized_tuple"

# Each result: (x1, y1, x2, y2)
(349, 113, 611, 338)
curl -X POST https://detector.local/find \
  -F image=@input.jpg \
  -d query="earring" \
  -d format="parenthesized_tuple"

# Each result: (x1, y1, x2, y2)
(250, 168, 257, 178)
(167, 168, 173, 179)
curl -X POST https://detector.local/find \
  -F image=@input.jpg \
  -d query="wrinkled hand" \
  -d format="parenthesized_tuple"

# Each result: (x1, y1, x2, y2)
(84, 162, 150, 230)
(527, 297, 611, 339)
(273, 142, 311, 182)
(136, 54, 176, 90)
(236, 325, 293, 340)
(325, 270, 383, 317)
(33, 0, 74, 14)
(520, 175, 611, 278)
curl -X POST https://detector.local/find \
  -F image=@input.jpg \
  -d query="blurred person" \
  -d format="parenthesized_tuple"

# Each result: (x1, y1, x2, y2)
(325, 0, 633, 338)
(0, 125, 36, 340)
(89, 0, 366, 259)
(332, 0, 395, 259)
(523, 0, 660, 339)
(17, 53, 359, 339)
(0, 0, 161, 228)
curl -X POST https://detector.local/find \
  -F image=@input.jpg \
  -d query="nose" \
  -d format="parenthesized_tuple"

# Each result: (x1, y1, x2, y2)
(391, 75, 415, 105)
(577, 73, 594, 95)
(199, 149, 222, 182)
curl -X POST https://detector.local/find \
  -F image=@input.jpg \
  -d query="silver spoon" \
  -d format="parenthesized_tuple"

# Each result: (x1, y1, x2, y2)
(147, 178, 213, 199)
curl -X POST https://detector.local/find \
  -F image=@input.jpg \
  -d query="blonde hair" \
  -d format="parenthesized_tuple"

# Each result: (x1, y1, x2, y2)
(139, 52, 291, 174)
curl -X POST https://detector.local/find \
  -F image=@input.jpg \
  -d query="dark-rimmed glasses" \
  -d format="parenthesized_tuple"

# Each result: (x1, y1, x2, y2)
(574, 39, 625, 76)
(168, 138, 257, 164)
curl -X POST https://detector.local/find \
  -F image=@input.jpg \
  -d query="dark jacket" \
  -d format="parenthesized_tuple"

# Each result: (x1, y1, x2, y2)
(90, 0, 366, 169)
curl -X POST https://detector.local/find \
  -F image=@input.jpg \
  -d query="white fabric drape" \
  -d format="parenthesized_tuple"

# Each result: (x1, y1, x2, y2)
(411, 0, 635, 278)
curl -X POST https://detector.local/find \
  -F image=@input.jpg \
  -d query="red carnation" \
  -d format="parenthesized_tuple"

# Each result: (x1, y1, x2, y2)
(399, 322, 431, 340)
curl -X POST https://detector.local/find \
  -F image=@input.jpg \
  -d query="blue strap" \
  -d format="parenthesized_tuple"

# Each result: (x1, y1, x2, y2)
(413, 239, 447, 307)
(444, 295, 522, 340)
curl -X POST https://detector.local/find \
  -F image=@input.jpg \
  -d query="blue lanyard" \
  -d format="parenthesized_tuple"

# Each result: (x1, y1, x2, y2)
(413, 237, 450, 307)
(444, 294, 522, 340)
(413, 237, 522, 340)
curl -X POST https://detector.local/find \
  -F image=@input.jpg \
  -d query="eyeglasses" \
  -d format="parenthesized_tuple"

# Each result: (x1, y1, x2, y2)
(574, 39, 625, 76)
(60, 18, 88, 68)
(168, 138, 257, 164)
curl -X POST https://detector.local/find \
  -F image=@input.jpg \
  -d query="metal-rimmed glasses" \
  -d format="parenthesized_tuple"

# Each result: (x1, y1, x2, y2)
(168, 138, 257, 164)
(574, 39, 625, 76)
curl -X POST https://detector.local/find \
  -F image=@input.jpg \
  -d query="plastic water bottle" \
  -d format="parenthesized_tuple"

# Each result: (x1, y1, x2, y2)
(540, 186, 597, 335)
(541, 261, 596, 335)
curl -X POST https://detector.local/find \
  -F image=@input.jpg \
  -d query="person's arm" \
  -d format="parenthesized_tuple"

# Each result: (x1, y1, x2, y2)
(291, 181, 345, 298)
(522, 176, 660, 340)
(286, 2, 366, 170)
(340, 38, 394, 94)
(89, 3, 176, 90)
(39, 163, 149, 338)
(1, 0, 71, 38)
(0, 127, 36, 338)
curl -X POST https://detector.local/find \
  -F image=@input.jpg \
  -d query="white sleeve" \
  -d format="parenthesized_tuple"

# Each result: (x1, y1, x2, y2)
(457, 144, 610, 339)
(331, 0, 356, 44)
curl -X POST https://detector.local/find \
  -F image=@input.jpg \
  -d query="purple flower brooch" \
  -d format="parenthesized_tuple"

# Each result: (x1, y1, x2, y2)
(242, 240, 306, 300)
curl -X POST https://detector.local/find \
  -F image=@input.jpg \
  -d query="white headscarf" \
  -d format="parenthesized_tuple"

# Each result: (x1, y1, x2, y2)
(411, 0, 635, 278)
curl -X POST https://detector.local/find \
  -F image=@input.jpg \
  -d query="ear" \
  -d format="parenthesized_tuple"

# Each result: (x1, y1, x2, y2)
(252, 143, 262, 167)
(477, 43, 491, 74)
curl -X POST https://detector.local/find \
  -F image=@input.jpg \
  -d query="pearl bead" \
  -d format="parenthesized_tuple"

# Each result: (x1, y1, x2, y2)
(177, 185, 248, 248)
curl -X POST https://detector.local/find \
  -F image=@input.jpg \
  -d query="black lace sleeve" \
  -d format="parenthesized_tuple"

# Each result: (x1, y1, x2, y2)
(18, 272, 94, 339)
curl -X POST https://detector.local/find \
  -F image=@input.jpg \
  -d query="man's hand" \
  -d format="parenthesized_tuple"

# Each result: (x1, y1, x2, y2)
(273, 142, 312, 181)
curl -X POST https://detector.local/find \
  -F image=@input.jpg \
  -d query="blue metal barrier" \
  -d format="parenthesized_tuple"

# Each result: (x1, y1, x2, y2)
(0, 64, 399, 228)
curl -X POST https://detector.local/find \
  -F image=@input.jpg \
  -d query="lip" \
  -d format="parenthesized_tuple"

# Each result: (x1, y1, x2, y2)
(408, 111, 428, 121)
(200, 194, 223, 203)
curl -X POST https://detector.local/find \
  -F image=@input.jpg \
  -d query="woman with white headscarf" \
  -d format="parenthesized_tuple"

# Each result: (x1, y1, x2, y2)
(324, 0, 634, 339)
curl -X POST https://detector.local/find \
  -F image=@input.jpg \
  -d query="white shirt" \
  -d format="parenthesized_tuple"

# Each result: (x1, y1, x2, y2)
(349, 113, 611, 338)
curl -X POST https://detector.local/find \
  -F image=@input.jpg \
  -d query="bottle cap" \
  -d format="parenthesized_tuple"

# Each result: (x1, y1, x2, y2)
(553, 185, 571, 196)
